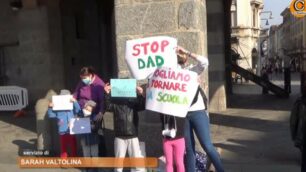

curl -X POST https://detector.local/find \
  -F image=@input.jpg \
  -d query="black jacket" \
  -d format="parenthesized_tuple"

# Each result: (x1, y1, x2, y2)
(290, 96, 306, 149)
(105, 94, 145, 138)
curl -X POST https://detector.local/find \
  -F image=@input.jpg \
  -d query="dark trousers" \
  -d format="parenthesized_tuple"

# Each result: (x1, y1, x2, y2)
(302, 123, 306, 172)
(99, 135, 107, 157)
(262, 73, 269, 94)
(284, 68, 291, 93)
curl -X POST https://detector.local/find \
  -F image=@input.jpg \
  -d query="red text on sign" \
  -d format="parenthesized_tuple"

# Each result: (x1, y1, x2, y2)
(132, 40, 170, 56)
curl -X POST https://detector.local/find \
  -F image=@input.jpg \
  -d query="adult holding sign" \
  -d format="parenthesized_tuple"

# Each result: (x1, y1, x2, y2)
(125, 36, 178, 80)
(176, 46, 225, 172)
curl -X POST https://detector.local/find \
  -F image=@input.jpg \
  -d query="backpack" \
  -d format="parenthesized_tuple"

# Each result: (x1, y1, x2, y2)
(195, 151, 210, 172)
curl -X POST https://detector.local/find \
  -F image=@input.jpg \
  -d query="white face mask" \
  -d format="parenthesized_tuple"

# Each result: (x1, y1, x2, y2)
(82, 109, 92, 117)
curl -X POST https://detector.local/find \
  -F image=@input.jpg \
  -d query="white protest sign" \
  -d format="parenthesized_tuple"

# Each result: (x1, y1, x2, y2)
(125, 36, 178, 80)
(52, 95, 73, 111)
(145, 67, 199, 117)
(69, 118, 91, 135)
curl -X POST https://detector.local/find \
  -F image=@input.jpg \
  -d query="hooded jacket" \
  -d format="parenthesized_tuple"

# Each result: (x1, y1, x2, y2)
(47, 102, 81, 134)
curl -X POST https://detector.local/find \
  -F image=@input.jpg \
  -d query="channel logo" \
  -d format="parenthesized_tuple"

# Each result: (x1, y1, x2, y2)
(290, 0, 306, 18)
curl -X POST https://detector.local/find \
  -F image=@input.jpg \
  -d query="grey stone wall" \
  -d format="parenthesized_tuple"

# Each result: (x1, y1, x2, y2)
(115, 0, 227, 112)
(0, 1, 18, 46)
(3, 1, 65, 105)
(115, 0, 208, 77)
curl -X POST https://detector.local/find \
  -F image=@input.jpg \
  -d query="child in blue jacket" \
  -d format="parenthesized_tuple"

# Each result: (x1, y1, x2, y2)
(47, 89, 81, 158)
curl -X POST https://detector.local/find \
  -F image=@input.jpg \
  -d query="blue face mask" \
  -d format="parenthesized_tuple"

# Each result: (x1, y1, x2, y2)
(82, 77, 91, 85)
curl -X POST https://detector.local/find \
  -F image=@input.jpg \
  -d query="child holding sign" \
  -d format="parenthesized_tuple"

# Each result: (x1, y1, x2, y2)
(47, 89, 80, 158)
(77, 100, 102, 158)
(104, 82, 145, 172)
(160, 114, 185, 172)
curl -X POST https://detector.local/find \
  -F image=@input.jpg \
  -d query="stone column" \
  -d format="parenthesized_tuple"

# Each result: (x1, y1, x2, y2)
(206, 0, 227, 111)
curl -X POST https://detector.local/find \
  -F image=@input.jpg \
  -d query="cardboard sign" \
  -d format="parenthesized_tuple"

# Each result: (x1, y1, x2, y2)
(69, 118, 91, 135)
(111, 79, 137, 98)
(125, 36, 178, 79)
(52, 95, 73, 111)
(145, 67, 199, 117)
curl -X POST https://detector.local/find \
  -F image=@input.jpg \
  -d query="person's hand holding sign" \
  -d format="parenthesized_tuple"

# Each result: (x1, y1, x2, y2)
(104, 83, 111, 94)
(70, 97, 77, 102)
(48, 102, 54, 108)
(136, 86, 144, 96)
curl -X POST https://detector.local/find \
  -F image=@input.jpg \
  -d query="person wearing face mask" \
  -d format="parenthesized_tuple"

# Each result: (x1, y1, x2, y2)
(77, 100, 99, 156)
(75, 100, 104, 172)
(176, 46, 224, 172)
(73, 66, 107, 159)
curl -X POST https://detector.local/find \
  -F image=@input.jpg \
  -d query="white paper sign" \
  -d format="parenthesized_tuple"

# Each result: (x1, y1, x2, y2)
(146, 67, 199, 118)
(52, 95, 73, 111)
(125, 36, 178, 80)
(69, 118, 91, 135)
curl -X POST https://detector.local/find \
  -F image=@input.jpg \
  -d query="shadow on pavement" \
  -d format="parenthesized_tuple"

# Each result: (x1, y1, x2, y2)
(0, 111, 36, 133)
(210, 113, 285, 132)
(228, 93, 299, 111)
(211, 89, 302, 167)
(12, 138, 37, 156)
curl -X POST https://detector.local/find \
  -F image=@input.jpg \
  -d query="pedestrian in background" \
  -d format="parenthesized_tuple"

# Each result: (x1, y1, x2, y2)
(282, 49, 291, 93)
(261, 67, 269, 94)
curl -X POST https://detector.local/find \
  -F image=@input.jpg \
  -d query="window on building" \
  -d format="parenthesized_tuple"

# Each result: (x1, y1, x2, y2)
(252, 8, 256, 27)
(251, 2, 260, 28)
(231, 0, 237, 27)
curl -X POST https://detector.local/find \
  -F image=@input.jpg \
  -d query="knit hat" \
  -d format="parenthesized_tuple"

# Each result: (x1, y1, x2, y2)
(84, 100, 97, 107)
(60, 89, 71, 95)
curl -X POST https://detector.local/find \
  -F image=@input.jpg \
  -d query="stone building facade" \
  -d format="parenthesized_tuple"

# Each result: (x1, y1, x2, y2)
(230, 0, 263, 71)
(1, 0, 229, 110)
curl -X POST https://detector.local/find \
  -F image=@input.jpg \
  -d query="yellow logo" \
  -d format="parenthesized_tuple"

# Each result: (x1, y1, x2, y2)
(290, 0, 306, 18)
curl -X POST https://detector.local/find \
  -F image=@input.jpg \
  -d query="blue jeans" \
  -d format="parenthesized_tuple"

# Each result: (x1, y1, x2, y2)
(184, 110, 224, 172)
